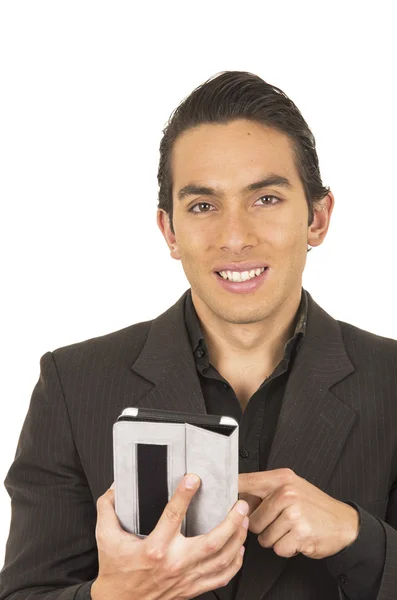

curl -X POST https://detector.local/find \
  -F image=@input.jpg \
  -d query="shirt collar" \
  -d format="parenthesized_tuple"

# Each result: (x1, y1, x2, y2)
(184, 288, 308, 360)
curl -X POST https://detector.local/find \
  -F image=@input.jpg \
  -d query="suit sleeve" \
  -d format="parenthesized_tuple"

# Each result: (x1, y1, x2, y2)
(329, 485, 397, 600)
(376, 483, 397, 600)
(0, 352, 98, 599)
(326, 503, 385, 599)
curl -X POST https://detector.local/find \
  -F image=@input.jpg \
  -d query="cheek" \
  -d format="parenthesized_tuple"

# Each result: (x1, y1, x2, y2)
(264, 218, 307, 250)
(177, 222, 213, 258)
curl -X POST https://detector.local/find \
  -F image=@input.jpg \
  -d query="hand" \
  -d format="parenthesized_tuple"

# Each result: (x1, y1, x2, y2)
(238, 468, 359, 560)
(91, 474, 249, 600)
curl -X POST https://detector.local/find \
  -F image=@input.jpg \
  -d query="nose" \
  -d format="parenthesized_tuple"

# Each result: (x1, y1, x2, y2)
(218, 210, 257, 254)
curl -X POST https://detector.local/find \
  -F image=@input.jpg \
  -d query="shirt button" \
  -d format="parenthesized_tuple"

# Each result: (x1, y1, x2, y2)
(196, 348, 205, 359)
(339, 574, 348, 585)
(239, 449, 249, 458)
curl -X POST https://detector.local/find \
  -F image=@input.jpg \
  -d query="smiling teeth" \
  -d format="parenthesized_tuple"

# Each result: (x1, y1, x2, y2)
(218, 268, 265, 282)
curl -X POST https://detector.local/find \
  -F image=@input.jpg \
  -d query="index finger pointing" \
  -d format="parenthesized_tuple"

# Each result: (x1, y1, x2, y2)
(238, 469, 295, 497)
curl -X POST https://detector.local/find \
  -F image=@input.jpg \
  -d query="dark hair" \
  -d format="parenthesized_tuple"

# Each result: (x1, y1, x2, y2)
(157, 70, 330, 234)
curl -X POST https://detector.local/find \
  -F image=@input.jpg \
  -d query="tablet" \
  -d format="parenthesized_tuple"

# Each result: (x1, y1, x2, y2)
(113, 407, 239, 537)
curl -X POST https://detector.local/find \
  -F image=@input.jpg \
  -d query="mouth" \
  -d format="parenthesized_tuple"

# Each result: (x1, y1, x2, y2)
(213, 266, 270, 294)
(215, 266, 268, 283)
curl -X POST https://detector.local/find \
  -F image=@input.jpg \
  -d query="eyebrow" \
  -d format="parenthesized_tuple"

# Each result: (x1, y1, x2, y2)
(177, 174, 293, 202)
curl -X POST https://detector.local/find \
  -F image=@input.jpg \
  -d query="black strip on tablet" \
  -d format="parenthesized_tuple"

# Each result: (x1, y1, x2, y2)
(137, 443, 168, 536)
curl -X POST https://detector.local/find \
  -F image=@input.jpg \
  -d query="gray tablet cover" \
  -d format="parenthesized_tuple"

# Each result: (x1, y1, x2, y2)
(113, 407, 239, 537)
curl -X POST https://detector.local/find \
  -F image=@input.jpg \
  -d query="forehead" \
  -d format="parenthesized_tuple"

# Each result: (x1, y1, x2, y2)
(171, 119, 300, 190)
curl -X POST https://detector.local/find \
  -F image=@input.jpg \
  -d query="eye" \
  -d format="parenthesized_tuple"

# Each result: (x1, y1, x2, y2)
(255, 195, 280, 206)
(189, 202, 215, 213)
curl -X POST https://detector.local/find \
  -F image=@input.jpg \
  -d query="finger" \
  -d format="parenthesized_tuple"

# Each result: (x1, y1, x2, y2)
(238, 492, 261, 516)
(96, 488, 127, 538)
(257, 516, 291, 549)
(199, 516, 248, 574)
(189, 545, 245, 597)
(273, 530, 301, 558)
(191, 499, 249, 564)
(238, 469, 293, 497)
(149, 473, 201, 546)
(249, 488, 295, 534)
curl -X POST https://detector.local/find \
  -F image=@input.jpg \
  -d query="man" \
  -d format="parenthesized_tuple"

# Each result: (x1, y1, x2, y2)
(1, 71, 396, 600)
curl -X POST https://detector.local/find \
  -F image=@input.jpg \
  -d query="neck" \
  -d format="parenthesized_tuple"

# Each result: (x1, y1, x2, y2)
(191, 288, 302, 377)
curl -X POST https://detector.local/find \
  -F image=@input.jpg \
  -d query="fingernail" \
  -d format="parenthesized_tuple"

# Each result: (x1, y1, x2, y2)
(110, 482, 115, 489)
(237, 501, 249, 515)
(240, 545, 246, 556)
(242, 516, 249, 529)
(185, 474, 200, 489)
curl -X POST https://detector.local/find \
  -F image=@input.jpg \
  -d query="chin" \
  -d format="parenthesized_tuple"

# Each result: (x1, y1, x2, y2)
(226, 312, 272, 325)
(213, 303, 273, 325)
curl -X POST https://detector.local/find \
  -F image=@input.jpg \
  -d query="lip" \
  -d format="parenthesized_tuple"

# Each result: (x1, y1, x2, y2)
(214, 267, 269, 294)
(213, 262, 269, 274)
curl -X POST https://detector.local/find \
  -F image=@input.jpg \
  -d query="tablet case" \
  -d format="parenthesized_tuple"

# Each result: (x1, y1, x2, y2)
(113, 407, 239, 538)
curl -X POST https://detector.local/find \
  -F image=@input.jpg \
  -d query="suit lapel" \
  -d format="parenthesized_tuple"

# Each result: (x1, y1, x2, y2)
(235, 294, 357, 600)
(129, 289, 207, 415)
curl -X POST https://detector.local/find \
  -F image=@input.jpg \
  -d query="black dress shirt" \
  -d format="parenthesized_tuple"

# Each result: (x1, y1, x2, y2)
(184, 289, 385, 600)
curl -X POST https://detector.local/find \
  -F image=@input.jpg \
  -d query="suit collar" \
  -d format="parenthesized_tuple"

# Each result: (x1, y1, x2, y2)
(131, 288, 191, 377)
(130, 289, 207, 414)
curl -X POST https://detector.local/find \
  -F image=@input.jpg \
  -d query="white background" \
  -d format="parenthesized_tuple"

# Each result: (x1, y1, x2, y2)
(0, 0, 396, 569)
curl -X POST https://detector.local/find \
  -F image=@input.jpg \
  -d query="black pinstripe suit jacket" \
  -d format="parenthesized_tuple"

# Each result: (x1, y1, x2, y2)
(1, 289, 397, 600)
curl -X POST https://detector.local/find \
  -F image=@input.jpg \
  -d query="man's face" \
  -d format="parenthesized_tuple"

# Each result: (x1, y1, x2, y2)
(158, 119, 331, 325)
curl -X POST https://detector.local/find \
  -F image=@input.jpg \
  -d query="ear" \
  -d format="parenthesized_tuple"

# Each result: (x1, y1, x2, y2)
(307, 191, 335, 248)
(157, 209, 181, 260)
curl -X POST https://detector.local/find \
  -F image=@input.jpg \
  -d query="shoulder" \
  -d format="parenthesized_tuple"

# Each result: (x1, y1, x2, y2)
(50, 318, 152, 370)
(42, 290, 189, 377)
(337, 319, 397, 364)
